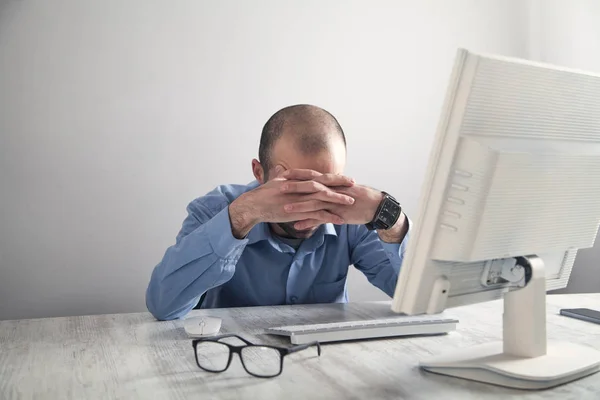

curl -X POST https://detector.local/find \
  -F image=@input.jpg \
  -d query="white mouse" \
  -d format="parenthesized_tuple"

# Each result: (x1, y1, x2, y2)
(184, 316, 222, 337)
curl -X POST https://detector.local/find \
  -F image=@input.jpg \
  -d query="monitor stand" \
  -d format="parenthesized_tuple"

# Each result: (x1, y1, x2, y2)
(419, 256, 600, 390)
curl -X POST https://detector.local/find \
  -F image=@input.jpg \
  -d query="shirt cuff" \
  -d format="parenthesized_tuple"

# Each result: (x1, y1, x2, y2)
(399, 214, 412, 257)
(208, 207, 249, 259)
(381, 241, 402, 257)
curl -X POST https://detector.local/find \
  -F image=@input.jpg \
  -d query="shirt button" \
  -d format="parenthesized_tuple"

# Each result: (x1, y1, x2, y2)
(290, 296, 298, 304)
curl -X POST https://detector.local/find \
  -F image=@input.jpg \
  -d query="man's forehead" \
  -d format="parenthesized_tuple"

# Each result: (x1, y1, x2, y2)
(270, 139, 345, 174)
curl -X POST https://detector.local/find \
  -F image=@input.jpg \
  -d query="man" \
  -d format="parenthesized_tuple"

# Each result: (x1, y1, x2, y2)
(146, 104, 410, 320)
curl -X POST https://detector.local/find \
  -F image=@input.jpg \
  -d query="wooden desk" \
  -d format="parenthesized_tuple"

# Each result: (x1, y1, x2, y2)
(1, 294, 599, 399)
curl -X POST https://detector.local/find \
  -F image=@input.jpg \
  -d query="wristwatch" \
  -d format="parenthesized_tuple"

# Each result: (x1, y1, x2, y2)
(366, 192, 402, 230)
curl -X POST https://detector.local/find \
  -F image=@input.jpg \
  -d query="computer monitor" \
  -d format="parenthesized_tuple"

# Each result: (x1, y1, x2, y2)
(392, 48, 600, 389)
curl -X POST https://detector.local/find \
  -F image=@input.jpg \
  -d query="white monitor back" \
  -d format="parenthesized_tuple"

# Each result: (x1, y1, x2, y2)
(393, 49, 600, 315)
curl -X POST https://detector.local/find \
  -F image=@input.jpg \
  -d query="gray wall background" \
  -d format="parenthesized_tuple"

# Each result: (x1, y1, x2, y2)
(0, 0, 597, 320)
(533, 0, 600, 295)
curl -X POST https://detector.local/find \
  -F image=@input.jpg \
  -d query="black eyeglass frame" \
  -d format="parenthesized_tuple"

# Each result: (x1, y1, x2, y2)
(192, 333, 321, 378)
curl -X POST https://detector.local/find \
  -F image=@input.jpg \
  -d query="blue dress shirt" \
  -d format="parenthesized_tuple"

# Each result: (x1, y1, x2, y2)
(146, 181, 410, 320)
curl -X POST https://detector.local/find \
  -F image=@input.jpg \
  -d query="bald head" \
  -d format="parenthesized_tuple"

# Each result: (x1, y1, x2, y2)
(258, 104, 346, 173)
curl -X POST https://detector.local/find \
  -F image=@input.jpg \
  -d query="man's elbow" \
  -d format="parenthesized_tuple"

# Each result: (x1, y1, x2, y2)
(146, 287, 197, 321)
(146, 286, 177, 321)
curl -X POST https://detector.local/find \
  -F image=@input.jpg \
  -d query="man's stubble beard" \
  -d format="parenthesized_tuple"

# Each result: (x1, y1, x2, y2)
(276, 222, 318, 239)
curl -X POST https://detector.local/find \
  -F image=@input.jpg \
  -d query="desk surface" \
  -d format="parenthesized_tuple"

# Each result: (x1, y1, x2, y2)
(1, 294, 599, 400)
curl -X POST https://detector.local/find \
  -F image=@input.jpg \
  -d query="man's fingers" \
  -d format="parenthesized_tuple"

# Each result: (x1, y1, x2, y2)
(282, 169, 321, 180)
(284, 200, 328, 213)
(294, 211, 345, 229)
(281, 181, 355, 205)
(315, 174, 354, 187)
(311, 189, 354, 205)
(283, 169, 354, 187)
(281, 180, 326, 194)
(270, 165, 287, 180)
(294, 219, 322, 230)
(300, 210, 344, 225)
(280, 209, 344, 225)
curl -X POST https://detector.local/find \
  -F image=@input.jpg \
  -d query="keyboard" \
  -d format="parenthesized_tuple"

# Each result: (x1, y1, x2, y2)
(266, 315, 458, 344)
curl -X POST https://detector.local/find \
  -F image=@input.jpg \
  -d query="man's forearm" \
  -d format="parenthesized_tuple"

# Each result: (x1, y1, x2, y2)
(377, 212, 409, 244)
(229, 193, 260, 239)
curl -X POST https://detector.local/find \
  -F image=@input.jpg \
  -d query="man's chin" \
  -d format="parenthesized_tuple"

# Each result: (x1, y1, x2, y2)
(277, 223, 319, 239)
(292, 227, 319, 239)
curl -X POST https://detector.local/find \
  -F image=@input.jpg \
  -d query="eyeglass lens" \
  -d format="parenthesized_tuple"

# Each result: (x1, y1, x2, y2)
(195, 341, 283, 377)
(195, 341, 230, 372)
(240, 346, 282, 377)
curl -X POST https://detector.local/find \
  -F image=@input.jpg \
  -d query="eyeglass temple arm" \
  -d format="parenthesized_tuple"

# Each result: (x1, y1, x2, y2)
(287, 341, 321, 356)
(203, 333, 255, 345)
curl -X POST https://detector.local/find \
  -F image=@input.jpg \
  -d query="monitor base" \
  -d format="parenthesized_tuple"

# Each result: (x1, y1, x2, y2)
(420, 256, 600, 390)
(420, 341, 600, 390)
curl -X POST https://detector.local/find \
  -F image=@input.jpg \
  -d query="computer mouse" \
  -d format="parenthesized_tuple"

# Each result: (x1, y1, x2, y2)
(184, 316, 222, 337)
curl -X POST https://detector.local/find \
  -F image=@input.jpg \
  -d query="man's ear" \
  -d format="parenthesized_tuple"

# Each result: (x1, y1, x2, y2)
(252, 159, 265, 184)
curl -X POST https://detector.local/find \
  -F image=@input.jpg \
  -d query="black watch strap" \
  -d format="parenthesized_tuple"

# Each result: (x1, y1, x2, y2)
(366, 192, 402, 230)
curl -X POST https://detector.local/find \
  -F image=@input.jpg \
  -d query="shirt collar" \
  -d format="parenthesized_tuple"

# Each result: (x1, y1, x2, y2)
(247, 222, 272, 244)
(321, 223, 338, 237)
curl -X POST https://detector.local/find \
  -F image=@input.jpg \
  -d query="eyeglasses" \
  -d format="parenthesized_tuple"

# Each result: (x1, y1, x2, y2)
(192, 334, 321, 378)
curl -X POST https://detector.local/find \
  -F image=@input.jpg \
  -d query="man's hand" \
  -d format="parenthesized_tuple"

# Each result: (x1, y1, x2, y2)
(283, 178, 383, 229)
(228, 167, 355, 238)
(282, 169, 409, 243)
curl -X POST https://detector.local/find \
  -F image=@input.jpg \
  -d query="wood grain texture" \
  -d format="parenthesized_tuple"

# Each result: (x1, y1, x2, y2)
(1, 294, 599, 400)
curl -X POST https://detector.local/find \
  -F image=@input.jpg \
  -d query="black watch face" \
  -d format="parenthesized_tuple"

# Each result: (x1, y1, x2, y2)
(379, 200, 401, 226)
